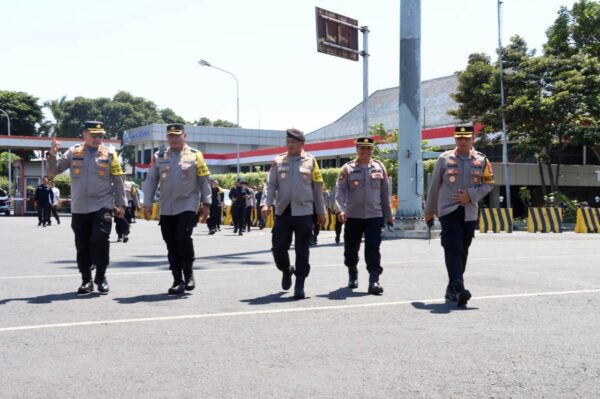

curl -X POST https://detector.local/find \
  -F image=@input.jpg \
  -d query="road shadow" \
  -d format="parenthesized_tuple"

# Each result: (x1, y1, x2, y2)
(316, 287, 370, 301)
(0, 291, 102, 305)
(411, 301, 479, 314)
(240, 292, 300, 305)
(113, 293, 190, 304)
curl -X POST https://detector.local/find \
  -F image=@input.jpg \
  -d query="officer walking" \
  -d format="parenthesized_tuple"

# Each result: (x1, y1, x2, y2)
(262, 128, 326, 299)
(143, 124, 212, 295)
(207, 178, 223, 235)
(424, 125, 494, 307)
(335, 137, 393, 295)
(35, 176, 54, 227)
(115, 178, 138, 242)
(229, 178, 251, 236)
(47, 121, 126, 294)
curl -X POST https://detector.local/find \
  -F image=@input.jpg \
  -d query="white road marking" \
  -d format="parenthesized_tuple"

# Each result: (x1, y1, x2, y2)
(1, 288, 598, 333)
(1, 254, 599, 280)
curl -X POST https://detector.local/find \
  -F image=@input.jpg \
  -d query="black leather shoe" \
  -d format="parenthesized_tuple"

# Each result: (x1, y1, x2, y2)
(281, 266, 295, 291)
(97, 278, 110, 293)
(293, 276, 305, 299)
(123, 235, 129, 243)
(335, 237, 340, 244)
(117, 235, 122, 242)
(348, 276, 358, 289)
(238, 231, 243, 236)
(368, 282, 384, 295)
(78, 280, 94, 294)
(185, 275, 195, 291)
(445, 284, 457, 301)
(209, 229, 216, 235)
(168, 281, 186, 295)
(233, 228, 238, 234)
(451, 280, 471, 307)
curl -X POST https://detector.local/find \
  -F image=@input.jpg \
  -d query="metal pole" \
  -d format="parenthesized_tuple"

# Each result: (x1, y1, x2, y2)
(198, 60, 240, 176)
(497, 0, 512, 209)
(360, 26, 370, 136)
(397, 0, 423, 218)
(0, 109, 11, 198)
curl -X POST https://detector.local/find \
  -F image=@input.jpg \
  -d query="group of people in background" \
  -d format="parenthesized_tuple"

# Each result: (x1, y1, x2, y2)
(35, 176, 60, 227)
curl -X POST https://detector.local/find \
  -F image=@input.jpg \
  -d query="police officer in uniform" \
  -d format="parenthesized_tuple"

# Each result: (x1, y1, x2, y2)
(229, 178, 251, 236)
(425, 125, 494, 307)
(115, 178, 136, 242)
(47, 121, 127, 294)
(262, 128, 326, 299)
(207, 178, 223, 235)
(335, 137, 393, 295)
(143, 124, 212, 295)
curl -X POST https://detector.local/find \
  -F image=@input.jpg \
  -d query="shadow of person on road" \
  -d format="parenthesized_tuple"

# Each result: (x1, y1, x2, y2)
(0, 291, 102, 305)
(411, 301, 478, 314)
(240, 292, 300, 305)
(316, 287, 370, 301)
(113, 293, 190, 304)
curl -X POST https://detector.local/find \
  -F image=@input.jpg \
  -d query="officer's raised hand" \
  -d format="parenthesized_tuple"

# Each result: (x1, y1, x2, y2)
(261, 204, 270, 219)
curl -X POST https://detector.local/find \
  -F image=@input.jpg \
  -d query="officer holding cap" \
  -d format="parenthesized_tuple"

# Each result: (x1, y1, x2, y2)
(47, 121, 127, 294)
(262, 128, 326, 299)
(424, 125, 494, 307)
(143, 123, 212, 295)
(335, 137, 393, 295)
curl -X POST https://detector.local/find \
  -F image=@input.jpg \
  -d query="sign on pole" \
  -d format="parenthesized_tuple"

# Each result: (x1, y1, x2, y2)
(315, 7, 359, 61)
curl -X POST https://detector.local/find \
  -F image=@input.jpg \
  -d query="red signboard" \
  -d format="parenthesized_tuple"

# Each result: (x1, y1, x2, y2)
(315, 7, 359, 61)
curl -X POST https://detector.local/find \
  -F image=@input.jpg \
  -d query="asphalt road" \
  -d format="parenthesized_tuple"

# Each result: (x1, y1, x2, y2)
(1, 216, 599, 398)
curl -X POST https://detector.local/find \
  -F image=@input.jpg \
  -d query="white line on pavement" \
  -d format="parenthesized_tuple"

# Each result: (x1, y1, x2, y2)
(1, 288, 599, 333)
(1, 254, 599, 280)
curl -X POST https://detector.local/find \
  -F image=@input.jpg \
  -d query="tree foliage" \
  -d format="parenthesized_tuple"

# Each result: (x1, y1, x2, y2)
(449, 0, 600, 196)
(0, 91, 44, 136)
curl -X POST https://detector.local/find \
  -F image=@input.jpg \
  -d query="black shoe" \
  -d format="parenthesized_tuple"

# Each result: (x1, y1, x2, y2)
(335, 237, 340, 244)
(281, 266, 295, 291)
(168, 281, 186, 295)
(78, 280, 94, 294)
(293, 288, 305, 299)
(96, 277, 110, 293)
(451, 280, 471, 307)
(57, 220, 60, 225)
(293, 276, 305, 299)
(368, 282, 384, 295)
(185, 275, 195, 291)
(123, 235, 129, 243)
(117, 235, 122, 242)
(209, 229, 216, 235)
(348, 275, 358, 289)
(239, 231, 243, 236)
(43, 223, 47, 227)
(38, 221, 42, 226)
(445, 284, 457, 301)
(233, 228, 238, 234)
(217, 226, 221, 231)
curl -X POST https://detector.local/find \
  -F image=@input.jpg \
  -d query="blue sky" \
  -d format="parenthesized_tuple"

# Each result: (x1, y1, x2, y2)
(1, 0, 577, 133)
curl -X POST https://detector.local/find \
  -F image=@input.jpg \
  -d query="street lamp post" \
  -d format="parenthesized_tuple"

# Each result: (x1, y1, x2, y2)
(198, 59, 240, 176)
(0, 108, 11, 199)
(497, 0, 512, 209)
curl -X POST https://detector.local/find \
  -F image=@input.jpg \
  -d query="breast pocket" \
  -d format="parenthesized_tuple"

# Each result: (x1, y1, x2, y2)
(180, 161, 195, 179)
(349, 175, 362, 190)
(371, 171, 383, 188)
(158, 163, 170, 180)
(444, 168, 459, 185)
(299, 166, 312, 183)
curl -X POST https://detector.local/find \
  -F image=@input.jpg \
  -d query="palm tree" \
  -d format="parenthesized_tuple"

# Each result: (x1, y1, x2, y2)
(43, 95, 67, 136)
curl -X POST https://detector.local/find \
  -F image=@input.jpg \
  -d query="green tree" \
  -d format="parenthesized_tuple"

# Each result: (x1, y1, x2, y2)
(159, 108, 187, 124)
(194, 117, 212, 126)
(0, 91, 44, 136)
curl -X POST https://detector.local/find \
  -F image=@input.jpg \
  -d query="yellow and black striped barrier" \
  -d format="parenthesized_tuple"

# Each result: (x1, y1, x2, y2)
(479, 208, 513, 233)
(575, 208, 600, 233)
(527, 207, 562, 233)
